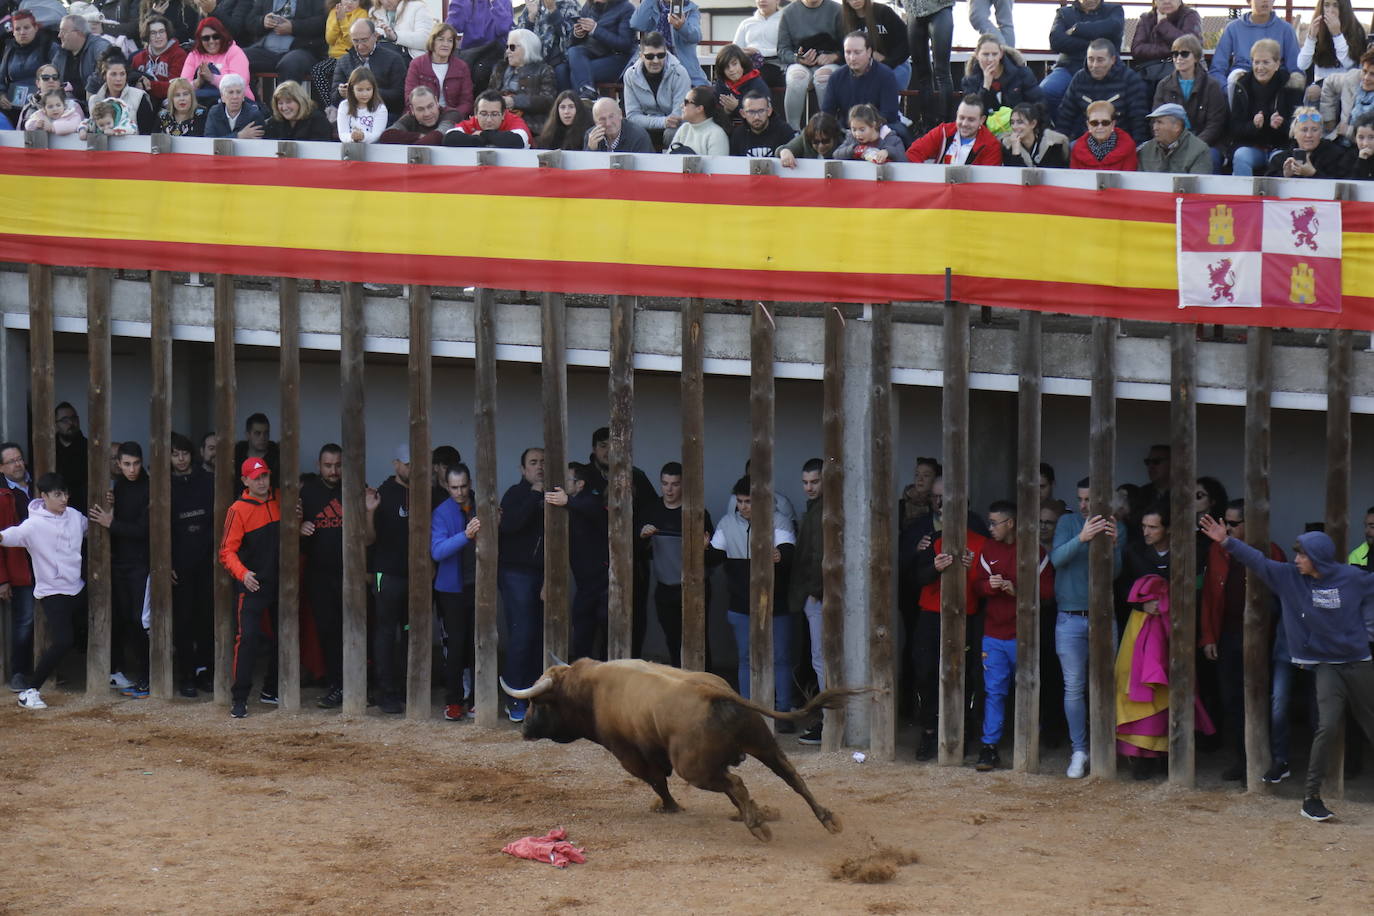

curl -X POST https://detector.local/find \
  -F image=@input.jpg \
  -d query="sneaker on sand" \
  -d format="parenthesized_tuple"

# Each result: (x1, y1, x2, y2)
(17, 688, 47, 709)
(466, 705, 477, 720)
(230, 700, 247, 719)
(317, 687, 343, 709)
(178, 679, 198, 699)
(109, 671, 134, 690)
(122, 683, 150, 699)
(378, 695, 405, 715)
(976, 744, 1000, 772)
(1301, 797, 1334, 822)
(798, 722, 823, 746)
(1263, 760, 1291, 784)
(444, 704, 466, 721)
(916, 730, 938, 762)
(508, 700, 527, 723)
(1066, 750, 1090, 779)
(9, 672, 28, 692)
(259, 691, 279, 705)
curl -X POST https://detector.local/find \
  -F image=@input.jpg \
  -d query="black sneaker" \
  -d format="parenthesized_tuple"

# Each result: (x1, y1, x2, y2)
(317, 687, 343, 709)
(1221, 761, 1246, 782)
(179, 679, 198, 699)
(1262, 760, 1291, 784)
(230, 700, 247, 719)
(916, 730, 938, 761)
(379, 694, 405, 715)
(1301, 797, 1334, 822)
(798, 722, 823, 746)
(259, 691, 279, 705)
(975, 744, 999, 772)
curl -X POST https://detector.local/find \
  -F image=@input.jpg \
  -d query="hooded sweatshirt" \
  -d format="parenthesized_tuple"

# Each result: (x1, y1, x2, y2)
(1224, 530, 1374, 665)
(1208, 12, 1299, 79)
(0, 499, 88, 598)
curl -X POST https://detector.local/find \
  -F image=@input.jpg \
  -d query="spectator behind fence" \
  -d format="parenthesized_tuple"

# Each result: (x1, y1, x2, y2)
(220, 456, 283, 718)
(640, 462, 713, 670)
(299, 445, 345, 707)
(169, 433, 216, 697)
(730, 88, 796, 156)
(904, 0, 956, 133)
(714, 44, 771, 124)
(668, 84, 730, 155)
(88, 441, 151, 699)
(159, 76, 207, 135)
(338, 66, 388, 142)
(1001, 101, 1069, 167)
(587, 92, 653, 151)
(1, 443, 36, 692)
(1070, 98, 1138, 169)
(565, 0, 635, 100)
(130, 15, 188, 104)
(180, 17, 253, 107)
(1230, 38, 1303, 175)
(445, 0, 514, 92)
(623, 32, 692, 147)
(777, 0, 843, 130)
(89, 52, 159, 133)
(1129, 0, 1201, 85)
(54, 14, 112, 105)
(1209, 0, 1299, 82)
(834, 101, 908, 161)
(443, 88, 532, 146)
(1266, 104, 1354, 176)
(1041, 0, 1124, 118)
(733, 0, 786, 88)
(777, 110, 842, 165)
(545, 462, 609, 661)
(1137, 101, 1212, 173)
(1057, 38, 1148, 143)
(404, 24, 473, 117)
(825, 31, 901, 135)
(81, 97, 135, 137)
(788, 459, 827, 745)
(841, 0, 911, 91)
(243, 0, 327, 90)
(368, 445, 411, 715)
(264, 78, 334, 139)
(332, 18, 406, 115)
(961, 33, 1044, 117)
(371, 0, 439, 60)
(432, 464, 481, 721)
(498, 447, 546, 722)
(906, 93, 1001, 165)
(516, 0, 583, 78)
(490, 28, 557, 136)
(630, 0, 708, 86)
(535, 89, 594, 148)
(25, 89, 86, 135)
(0, 11, 55, 114)
(1153, 33, 1228, 171)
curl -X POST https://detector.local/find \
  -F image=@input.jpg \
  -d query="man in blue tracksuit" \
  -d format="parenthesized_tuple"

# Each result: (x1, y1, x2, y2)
(432, 463, 480, 721)
(1200, 519, 1374, 822)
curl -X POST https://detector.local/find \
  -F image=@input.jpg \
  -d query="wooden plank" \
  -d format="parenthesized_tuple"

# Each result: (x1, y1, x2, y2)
(277, 278, 301, 712)
(749, 302, 777, 719)
(473, 288, 501, 729)
(148, 270, 174, 699)
(1324, 327, 1352, 799)
(84, 268, 113, 697)
(679, 298, 706, 671)
(821, 305, 847, 751)
(939, 297, 970, 766)
(1243, 326, 1274, 793)
(1013, 310, 1043, 772)
(541, 292, 569, 663)
(1168, 324, 1198, 788)
(405, 284, 434, 719)
(212, 276, 237, 705)
(868, 302, 896, 761)
(339, 282, 368, 717)
(1087, 317, 1118, 780)
(607, 295, 635, 661)
(27, 265, 55, 478)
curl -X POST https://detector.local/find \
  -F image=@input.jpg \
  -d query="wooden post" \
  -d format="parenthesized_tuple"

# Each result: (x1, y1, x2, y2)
(1168, 324, 1198, 788)
(212, 276, 237, 705)
(339, 283, 367, 717)
(607, 295, 635, 661)
(749, 302, 777, 719)
(85, 268, 113, 696)
(148, 271, 174, 699)
(1243, 327, 1274, 792)
(28, 266, 54, 674)
(680, 299, 706, 671)
(868, 302, 896, 761)
(406, 284, 434, 719)
(277, 278, 301, 712)
(1088, 317, 1118, 780)
(473, 288, 501, 728)
(820, 305, 846, 751)
(1013, 310, 1043, 772)
(939, 292, 970, 766)
(1324, 328, 1352, 798)
(541, 292, 569, 663)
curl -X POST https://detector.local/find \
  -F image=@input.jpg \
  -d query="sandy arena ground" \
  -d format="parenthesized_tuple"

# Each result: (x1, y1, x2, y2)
(3, 689, 1373, 916)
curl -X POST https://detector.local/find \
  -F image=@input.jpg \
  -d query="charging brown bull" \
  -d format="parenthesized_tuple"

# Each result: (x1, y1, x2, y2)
(500, 657, 866, 841)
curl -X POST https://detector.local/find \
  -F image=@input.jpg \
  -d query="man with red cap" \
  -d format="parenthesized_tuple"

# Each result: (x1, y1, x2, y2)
(219, 456, 281, 719)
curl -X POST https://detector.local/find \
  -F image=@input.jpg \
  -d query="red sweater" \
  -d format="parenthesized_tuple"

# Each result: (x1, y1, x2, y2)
(905, 123, 1002, 166)
(1069, 127, 1138, 171)
(973, 539, 1054, 640)
(132, 44, 189, 103)
(1200, 539, 1285, 647)
(918, 531, 988, 614)
(0, 489, 33, 588)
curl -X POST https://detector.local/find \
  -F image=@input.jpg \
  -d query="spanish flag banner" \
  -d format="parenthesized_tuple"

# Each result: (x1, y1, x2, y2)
(2, 148, 1372, 331)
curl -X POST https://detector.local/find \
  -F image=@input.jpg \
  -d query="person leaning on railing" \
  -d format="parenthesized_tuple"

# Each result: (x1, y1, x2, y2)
(1265, 104, 1354, 176)
(378, 84, 464, 142)
(263, 78, 335, 138)
(777, 110, 842, 166)
(158, 76, 208, 135)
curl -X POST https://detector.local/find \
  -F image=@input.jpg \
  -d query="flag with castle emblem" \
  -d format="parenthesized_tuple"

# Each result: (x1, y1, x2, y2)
(1176, 199, 1342, 312)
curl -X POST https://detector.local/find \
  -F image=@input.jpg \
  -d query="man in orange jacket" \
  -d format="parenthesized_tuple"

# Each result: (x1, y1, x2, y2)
(219, 457, 281, 719)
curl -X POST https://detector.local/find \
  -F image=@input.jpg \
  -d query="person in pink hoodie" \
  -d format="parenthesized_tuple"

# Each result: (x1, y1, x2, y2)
(0, 472, 89, 711)
(179, 16, 254, 105)
(24, 90, 86, 135)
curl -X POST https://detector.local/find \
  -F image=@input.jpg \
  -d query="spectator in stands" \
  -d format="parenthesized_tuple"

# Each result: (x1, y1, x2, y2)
(202, 0, 259, 43)
(498, 447, 546, 722)
(1210, 0, 1300, 83)
(309, 0, 369, 104)
(1042, 0, 1125, 118)
(1299, 0, 1366, 96)
(432, 464, 480, 721)
(778, 109, 841, 165)
(565, 0, 634, 100)
(1002, 100, 1069, 167)
(1153, 33, 1228, 171)
(623, 32, 691, 146)
(906, 93, 1001, 164)
(81, 97, 137, 137)
(88, 441, 152, 700)
(25, 89, 86, 135)
(243, 0, 326, 90)
(1355, 111, 1374, 178)
(1138, 101, 1212, 172)
(264, 77, 333, 138)
(371, 0, 437, 60)
(446, 0, 514, 92)
(143, 0, 202, 43)
(1130, 0, 1202, 86)
(778, 0, 843, 130)
(337, 65, 387, 140)
(903, 0, 955, 131)
(131, 15, 187, 105)
(443, 87, 532, 146)
(631, 0, 708, 86)
(534, 88, 594, 148)
(89, 52, 159, 133)
(640, 461, 712, 670)
(1267, 104, 1354, 175)
(404, 24, 473, 117)
(668, 84, 730, 155)
(1070, 98, 1138, 169)
(788, 458, 826, 744)
(180, 16, 252, 106)
(379, 83, 461, 141)
(1, 444, 35, 693)
(0, 11, 55, 117)
(169, 433, 215, 697)
(332, 18, 405, 115)
(714, 44, 770, 123)
(825, 31, 901, 134)
(734, 0, 786, 89)
(1230, 38, 1303, 175)
(841, 0, 910, 91)
(14, 68, 66, 134)
(220, 456, 282, 718)
(158, 76, 207, 134)
(1319, 49, 1373, 143)
(516, 0, 582, 87)
(1058, 38, 1149, 143)
(968, 0, 1013, 49)
(834, 101, 907, 161)
(730, 88, 796, 156)
(204, 72, 265, 135)
(961, 32, 1044, 117)
(366, 445, 409, 714)
(490, 28, 556, 135)
(73, 2, 138, 59)
(54, 14, 112, 105)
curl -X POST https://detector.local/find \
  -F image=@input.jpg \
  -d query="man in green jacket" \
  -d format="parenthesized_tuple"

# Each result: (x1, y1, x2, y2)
(1137, 103, 1212, 174)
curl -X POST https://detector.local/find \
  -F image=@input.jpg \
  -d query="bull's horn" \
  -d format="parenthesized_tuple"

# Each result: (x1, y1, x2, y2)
(500, 675, 554, 700)
(547, 651, 569, 668)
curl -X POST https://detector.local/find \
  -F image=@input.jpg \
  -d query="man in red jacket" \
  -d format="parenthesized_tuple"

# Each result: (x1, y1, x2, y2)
(905, 95, 1002, 166)
(219, 457, 281, 719)
(443, 89, 532, 148)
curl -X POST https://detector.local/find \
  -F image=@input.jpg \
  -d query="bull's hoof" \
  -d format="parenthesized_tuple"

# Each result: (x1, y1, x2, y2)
(651, 799, 683, 814)
(819, 809, 843, 834)
(746, 820, 773, 842)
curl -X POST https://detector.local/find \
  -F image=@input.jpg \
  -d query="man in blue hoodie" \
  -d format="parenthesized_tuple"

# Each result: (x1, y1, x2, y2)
(1208, 0, 1299, 82)
(431, 464, 480, 721)
(1201, 517, 1374, 822)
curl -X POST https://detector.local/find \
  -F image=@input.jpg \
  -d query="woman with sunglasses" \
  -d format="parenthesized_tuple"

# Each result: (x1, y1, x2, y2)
(13, 67, 67, 130)
(1152, 33, 1227, 171)
(1070, 98, 1138, 170)
(1267, 104, 1354, 176)
(489, 28, 556, 134)
(179, 16, 253, 106)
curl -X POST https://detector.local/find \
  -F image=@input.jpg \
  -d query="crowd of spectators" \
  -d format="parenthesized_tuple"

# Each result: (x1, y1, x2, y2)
(3, 0, 1372, 176)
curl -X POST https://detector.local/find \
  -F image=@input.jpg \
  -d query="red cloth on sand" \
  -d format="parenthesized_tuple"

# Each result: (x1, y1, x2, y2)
(501, 828, 587, 868)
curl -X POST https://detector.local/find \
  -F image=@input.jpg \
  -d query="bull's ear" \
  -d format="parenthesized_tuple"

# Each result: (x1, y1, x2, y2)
(548, 651, 570, 668)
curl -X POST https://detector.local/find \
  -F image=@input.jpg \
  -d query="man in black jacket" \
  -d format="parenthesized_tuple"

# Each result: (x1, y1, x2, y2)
(52, 15, 110, 105)
(730, 90, 796, 157)
(366, 444, 411, 714)
(498, 447, 545, 721)
(546, 462, 609, 661)
(332, 18, 406, 118)
(244, 0, 328, 87)
(300, 443, 346, 708)
(170, 433, 215, 696)
(89, 440, 151, 698)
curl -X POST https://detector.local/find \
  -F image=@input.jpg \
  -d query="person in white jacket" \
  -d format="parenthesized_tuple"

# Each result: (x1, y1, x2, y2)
(667, 84, 730, 155)
(371, 0, 439, 59)
(338, 66, 389, 142)
(0, 473, 89, 710)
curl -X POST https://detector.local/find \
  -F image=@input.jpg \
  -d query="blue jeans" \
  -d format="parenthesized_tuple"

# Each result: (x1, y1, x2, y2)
(1271, 656, 1294, 763)
(1232, 145, 1272, 176)
(726, 610, 794, 711)
(1055, 611, 1117, 754)
(969, 0, 1015, 47)
(981, 635, 1016, 745)
(566, 46, 629, 94)
(498, 567, 544, 691)
(9, 584, 34, 676)
(1040, 66, 1074, 125)
(890, 61, 912, 97)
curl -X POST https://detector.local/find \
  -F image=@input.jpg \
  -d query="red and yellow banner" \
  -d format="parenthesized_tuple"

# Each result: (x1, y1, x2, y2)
(2, 147, 1372, 330)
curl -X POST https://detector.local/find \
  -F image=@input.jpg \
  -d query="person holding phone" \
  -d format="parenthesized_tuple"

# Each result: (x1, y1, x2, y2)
(775, 0, 844, 129)
(630, 0, 708, 86)
(564, 0, 635, 100)
(1266, 105, 1354, 177)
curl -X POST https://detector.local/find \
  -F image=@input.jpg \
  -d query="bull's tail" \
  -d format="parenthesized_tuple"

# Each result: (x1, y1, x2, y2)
(726, 686, 873, 723)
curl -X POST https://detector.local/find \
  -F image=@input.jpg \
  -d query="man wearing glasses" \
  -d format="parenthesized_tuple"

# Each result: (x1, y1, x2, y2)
(621, 31, 689, 147)
(1055, 37, 1148, 143)
(1139, 443, 1170, 509)
(53, 15, 112, 105)
(0, 443, 36, 693)
(244, 0, 328, 88)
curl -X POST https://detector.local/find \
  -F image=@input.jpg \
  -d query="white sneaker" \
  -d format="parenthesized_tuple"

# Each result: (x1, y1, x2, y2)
(110, 671, 133, 689)
(1066, 750, 1090, 779)
(17, 688, 47, 709)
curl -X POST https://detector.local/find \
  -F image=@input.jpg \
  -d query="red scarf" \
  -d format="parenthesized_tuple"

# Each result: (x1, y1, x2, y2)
(725, 68, 762, 94)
